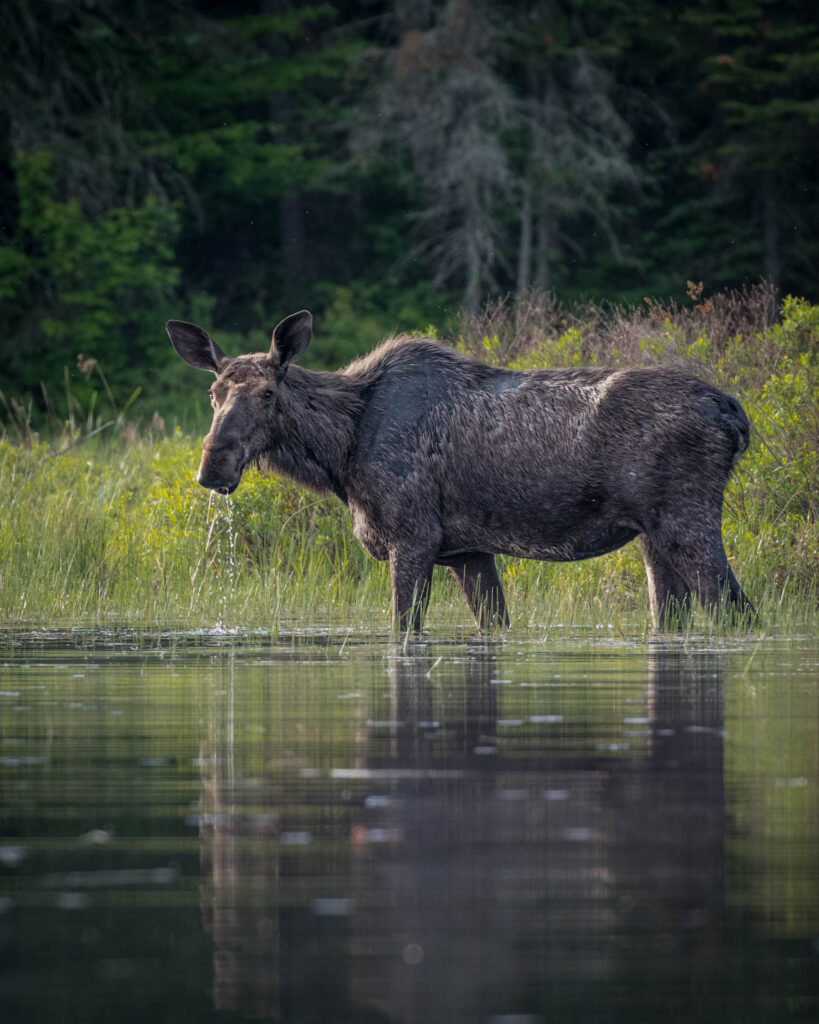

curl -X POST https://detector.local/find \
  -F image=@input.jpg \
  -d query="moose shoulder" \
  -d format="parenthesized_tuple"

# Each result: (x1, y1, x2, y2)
(167, 311, 755, 632)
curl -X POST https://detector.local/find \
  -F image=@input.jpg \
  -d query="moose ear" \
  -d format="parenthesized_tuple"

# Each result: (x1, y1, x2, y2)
(270, 310, 312, 371)
(166, 320, 228, 374)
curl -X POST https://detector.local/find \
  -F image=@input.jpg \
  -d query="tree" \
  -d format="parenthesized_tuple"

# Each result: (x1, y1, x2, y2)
(505, 1, 642, 292)
(360, 0, 516, 313)
(360, 0, 642, 309)
(682, 0, 819, 294)
(0, 0, 187, 413)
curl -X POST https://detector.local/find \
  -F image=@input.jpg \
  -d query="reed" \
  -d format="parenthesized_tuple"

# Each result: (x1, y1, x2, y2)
(1, 287, 815, 635)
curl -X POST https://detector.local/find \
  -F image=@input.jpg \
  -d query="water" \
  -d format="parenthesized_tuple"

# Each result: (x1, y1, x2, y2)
(1, 627, 818, 1023)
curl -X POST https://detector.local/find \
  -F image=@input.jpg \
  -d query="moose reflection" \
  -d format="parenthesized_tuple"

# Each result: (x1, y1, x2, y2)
(197, 647, 726, 1022)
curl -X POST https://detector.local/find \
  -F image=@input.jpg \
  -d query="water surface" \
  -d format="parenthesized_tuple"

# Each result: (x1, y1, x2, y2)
(1, 628, 818, 1023)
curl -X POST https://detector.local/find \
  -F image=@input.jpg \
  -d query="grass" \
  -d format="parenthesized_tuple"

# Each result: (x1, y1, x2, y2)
(0, 285, 816, 636)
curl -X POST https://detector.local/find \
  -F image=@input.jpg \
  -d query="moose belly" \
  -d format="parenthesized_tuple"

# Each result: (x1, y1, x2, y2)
(508, 524, 639, 562)
(441, 526, 639, 563)
(439, 496, 640, 564)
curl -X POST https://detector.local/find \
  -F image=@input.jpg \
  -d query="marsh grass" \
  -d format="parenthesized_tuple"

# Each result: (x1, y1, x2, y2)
(0, 432, 813, 638)
(1, 286, 816, 636)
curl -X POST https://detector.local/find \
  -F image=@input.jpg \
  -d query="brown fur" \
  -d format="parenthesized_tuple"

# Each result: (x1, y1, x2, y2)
(167, 312, 755, 632)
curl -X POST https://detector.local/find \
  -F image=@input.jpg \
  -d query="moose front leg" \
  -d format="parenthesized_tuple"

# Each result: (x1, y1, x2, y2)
(447, 552, 510, 629)
(389, 545, 437, 635)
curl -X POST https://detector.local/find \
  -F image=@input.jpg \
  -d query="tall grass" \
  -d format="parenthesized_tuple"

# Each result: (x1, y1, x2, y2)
(1, 286, 816, 634)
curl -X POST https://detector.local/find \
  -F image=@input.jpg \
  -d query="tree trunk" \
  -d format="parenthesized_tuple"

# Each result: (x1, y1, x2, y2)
(280, 194, 307, 286)
(534, 203, 551, 292)
(516, 179, 532, 294)
(463, 260, 481, 316)
(762, 172, 779, 291)
(264, 0, 308, 292)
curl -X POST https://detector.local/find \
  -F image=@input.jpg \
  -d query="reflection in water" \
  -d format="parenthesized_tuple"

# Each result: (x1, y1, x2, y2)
(2, 633, 817, 1024)
(198, 645, 743, 1023)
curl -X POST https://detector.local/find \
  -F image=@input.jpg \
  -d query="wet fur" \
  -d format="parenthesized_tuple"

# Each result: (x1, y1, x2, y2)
(175, 330, 755, 632)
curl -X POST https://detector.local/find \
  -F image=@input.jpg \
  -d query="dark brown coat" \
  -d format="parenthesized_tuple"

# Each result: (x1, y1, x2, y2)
(167, 311, 755, 631)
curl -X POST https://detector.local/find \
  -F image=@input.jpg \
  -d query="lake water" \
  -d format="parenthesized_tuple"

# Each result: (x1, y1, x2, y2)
(1, 626, 818, 1023)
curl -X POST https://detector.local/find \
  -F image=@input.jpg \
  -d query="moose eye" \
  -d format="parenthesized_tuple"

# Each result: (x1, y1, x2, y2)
(263, 389, 274, 400)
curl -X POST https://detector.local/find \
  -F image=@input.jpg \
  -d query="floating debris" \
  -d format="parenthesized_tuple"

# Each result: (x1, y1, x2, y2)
(351, 826, 404, 845)
(79, 829, 113, 845)
(332, 768, 468, 779)
(309, 897, 354, 917)
(280, 831, 312, 845)
(0, 846, 27, 868)
(363, 795, 399, 809)
(564, 827, 595, 842)
(43, 867, 179, 888)
(57, 893, 89, 911)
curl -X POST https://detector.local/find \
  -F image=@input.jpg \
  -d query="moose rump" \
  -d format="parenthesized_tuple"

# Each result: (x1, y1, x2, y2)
(167, 311, 755, 632)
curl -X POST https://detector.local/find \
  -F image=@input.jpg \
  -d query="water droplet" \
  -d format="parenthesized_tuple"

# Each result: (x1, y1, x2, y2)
(402, 943, 424, 965)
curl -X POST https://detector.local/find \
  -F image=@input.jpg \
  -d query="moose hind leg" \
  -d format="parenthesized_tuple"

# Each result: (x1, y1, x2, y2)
(655, 524, 755, 625)
(447, 552, 510, 629)
(725, 563, 756, 620)
(640, 536, 692, 630)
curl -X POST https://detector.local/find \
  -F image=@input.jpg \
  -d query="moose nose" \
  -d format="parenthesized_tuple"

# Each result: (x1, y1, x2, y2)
(197, 449, 240, 492)
(197, 467, 237, 494)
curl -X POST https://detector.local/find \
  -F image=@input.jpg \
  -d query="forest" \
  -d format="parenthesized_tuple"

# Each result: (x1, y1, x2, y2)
(1, 0, 817, 423)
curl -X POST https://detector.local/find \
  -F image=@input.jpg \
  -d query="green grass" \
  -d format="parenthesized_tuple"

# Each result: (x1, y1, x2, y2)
(1, 289, 816, 635)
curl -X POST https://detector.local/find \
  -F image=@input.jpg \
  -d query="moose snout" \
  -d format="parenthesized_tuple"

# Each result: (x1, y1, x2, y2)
(197, 442, 243, 495)
(197, 471, 237, 496)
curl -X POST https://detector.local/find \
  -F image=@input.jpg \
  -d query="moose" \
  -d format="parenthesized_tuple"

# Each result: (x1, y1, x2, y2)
(167, 311, 755, 632)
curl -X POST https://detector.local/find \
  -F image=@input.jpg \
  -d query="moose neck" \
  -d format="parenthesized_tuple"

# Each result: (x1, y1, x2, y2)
(261, 365, 362, 503)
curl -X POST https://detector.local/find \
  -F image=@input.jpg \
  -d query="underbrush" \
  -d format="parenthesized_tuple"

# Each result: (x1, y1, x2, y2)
(0, 286, 816, 634)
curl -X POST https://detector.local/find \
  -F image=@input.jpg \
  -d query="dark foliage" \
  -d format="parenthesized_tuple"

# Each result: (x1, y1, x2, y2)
(0, 0, 817, 423)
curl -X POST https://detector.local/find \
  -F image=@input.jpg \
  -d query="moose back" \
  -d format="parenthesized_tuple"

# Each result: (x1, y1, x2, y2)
(167, 311, 754, 631)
